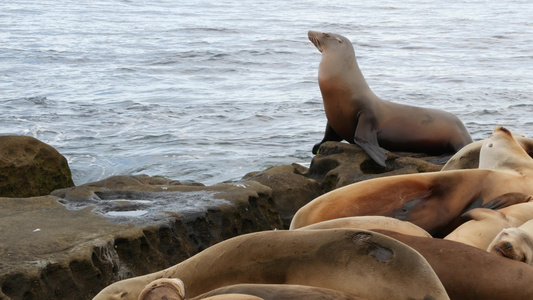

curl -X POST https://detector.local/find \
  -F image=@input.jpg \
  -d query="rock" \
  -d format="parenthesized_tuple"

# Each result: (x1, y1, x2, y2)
(0, 135, 74, 198)
(243, 164, 322, 229)
(307, 142, 448, 192)
(0, 140, 454, 300)
(0, 176, 282, 300)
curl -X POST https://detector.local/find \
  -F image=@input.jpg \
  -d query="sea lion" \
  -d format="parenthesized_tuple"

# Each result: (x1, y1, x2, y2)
(487, 219, 533, 265)
(441, 131, 533, 171)
(138, 278, 186, 300)
(479, 127, 533, 172)
(308, 30, 472, 166)
(192, 284, 365, 300)
(296, 216, 431, 237)
(139, 280, 363, 300)
(444, 200, 533, 250)
(374, 230, 533, 300)
(94, 229, 448, 300)
(291, 127, 533, 236)
(201, 295, 263, 300)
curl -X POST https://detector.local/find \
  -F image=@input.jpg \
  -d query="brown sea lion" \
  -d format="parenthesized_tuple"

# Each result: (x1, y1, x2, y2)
(479, 127, 533, 172)
(487, 219, 533, 265)
(374, 229, 533, 300)
(138, 278, 186, 300)
(202, 295, 264, 300)
(296, 216, 431, 237)
(444, 200, 533, 250)
(291, 127, 533, 237)
(441, 131, 533, 171)
(93, 229, 448, 300)
(192, 284, 365, 300)
(308, 30, 472, 166)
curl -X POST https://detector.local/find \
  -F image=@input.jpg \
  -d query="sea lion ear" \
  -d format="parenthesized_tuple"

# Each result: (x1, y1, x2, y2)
(336, 37, 343, 43)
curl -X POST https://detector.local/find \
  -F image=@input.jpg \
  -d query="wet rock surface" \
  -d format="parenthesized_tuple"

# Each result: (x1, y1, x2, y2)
(0, 140, 448, 299)
(0, 176, 282, 299)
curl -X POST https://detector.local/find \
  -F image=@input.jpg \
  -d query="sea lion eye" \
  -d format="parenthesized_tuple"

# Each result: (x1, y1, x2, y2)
(323, 33, 330, 37)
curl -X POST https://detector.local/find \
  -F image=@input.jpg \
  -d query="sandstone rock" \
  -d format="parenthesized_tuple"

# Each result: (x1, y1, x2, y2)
(0, 140, 454, 300)
(0, 176, 282, 300)
(0, 136, 74, 198)
(243, 164, 322, 229)
(308, 141, 448, 192)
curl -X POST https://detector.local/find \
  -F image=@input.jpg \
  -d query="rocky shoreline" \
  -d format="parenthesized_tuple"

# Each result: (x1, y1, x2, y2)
(0, 136, 449, 299)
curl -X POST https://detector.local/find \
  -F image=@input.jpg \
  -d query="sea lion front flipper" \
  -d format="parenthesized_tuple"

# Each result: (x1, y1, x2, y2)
(312, 122, 343, 154)
(461, 208, 503, 221)
(482, 193, 533, 210)
(354, 113, 386, 166)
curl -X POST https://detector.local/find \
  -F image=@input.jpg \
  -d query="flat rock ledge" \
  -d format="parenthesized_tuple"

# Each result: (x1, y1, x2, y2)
(0, 141, 447, 300)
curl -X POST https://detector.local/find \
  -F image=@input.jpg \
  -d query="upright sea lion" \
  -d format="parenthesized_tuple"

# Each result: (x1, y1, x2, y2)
(444, 201, 533, 250)
(487, 219, 533, 265)
(374, 230, 533, 300)
(296, 216, 431, 237)
(94, 229, 448, 300)
(308, 30, 472, 166)
(290, 127, 533, 236)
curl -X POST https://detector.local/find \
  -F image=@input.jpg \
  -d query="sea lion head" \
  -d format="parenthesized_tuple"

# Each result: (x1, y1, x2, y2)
(138, 278, 186, 300)
(308, 30, 361, 86)
(487, 228, 533, 265)
(308, 30, 353, 54)
(479, 126, 530, 170)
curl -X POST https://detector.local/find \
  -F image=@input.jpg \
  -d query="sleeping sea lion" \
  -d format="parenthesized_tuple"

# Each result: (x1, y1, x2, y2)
(93, 229, 448, 300)
(374, 229, 533, 300)
(444, 200, 533, 250)
(192, 283, 365, 300)
(487, 219, 533, 265)
(296, 215, 431, 237)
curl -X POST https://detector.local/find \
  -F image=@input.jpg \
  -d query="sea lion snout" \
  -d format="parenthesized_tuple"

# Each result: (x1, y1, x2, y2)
(308, 30, 324, 52)
(495, 126, 512, 136)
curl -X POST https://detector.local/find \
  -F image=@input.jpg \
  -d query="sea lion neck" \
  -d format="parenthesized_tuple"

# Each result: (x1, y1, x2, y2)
(318, 52, 375, 99)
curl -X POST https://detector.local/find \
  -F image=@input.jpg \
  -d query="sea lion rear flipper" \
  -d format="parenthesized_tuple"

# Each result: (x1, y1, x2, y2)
(354, 114, 386, 166)
(482, 193, 533, 210)
(313, 122, 343, 154)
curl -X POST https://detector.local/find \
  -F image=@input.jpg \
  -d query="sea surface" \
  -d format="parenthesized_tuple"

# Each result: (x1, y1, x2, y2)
(1, 0, 533, 186)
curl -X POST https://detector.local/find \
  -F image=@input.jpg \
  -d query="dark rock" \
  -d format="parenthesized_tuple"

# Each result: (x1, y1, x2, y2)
(0, 135, 74, 198)
(308, 142, 446, 192)
(243, 164, 322, 229)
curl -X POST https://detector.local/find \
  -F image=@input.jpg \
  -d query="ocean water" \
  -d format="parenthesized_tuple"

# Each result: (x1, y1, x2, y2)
(1, 0, 533, 186)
